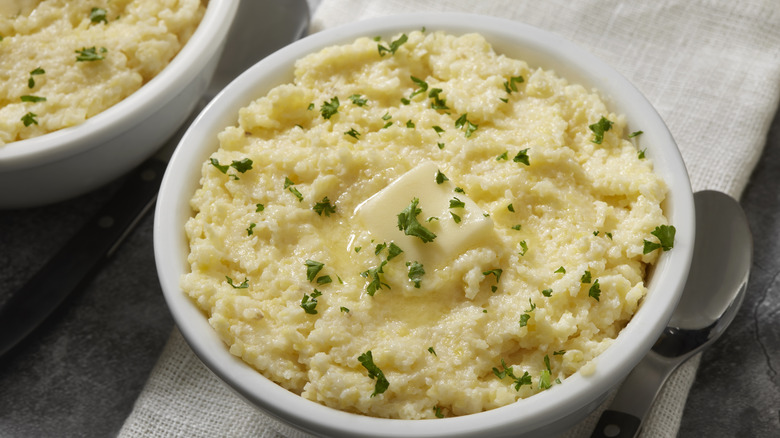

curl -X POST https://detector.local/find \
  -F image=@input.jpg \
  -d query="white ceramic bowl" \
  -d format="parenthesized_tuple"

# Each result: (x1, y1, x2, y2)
(155, 13, 695, 438)
(0, 0, 239, 209)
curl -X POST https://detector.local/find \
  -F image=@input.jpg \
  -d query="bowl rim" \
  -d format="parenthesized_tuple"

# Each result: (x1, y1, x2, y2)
(0, 0, 236, 170)
(155, 11, 695, 437)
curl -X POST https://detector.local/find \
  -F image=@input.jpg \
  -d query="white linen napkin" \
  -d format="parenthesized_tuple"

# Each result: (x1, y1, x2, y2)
(119, 0, 780, 436)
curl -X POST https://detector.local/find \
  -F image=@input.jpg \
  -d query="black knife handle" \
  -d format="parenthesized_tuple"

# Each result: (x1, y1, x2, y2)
(0, 158, 167, 357)
(591, 409, 641, 438)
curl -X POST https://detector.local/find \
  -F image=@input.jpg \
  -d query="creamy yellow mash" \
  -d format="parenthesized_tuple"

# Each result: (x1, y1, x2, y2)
(182, 30, 670, 419)
(0, 0, 205, 145)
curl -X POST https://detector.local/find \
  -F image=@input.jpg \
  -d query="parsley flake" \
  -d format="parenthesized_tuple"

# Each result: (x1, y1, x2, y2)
(643, 224, 676, 254)
(225, 276, 248, 289)
(542, 288, 553, 297)
(455, 113, 478, 138)
(450, 212, 462, 223)
(503, 75, 525, 94)
(21, 112, 38, 127)
(638, 148, 647, 159)
(90, 7, 108, 24)
(518, 240, 528, 256)
(493, 358, 532, 391)
(629, 130, 644, 138)
(340, 306, 350, 313)
(344, 128, 360, 139)
(433, 406, 444, 418)
(28, 67, 45, 88)
(256, 203, 265, 212)
(20, 95, 46, 103)
(397, 198, 437, 243)
(406, 261, 425, 288)
(313, 197, 337, 216)
(483, 268, 503, 292)
(358, 351, 389, 396)
(554, 266, 566, 274)
(427, 346, 437, 356)
(300, 291, 320, 314)
(406, 119, 415, 128)
(449, 197, 465, 209)
(581, 270, 592, 283)
(320, 97, 339, 119)
(409, 76, 428, 99)
(513, 148, 530, 166)
(429, 88, 449, 110)
(75, 46, 107, 62)
(496, 151, 508, 161)
(361, 261, 389, 296)
(349, 94, 367, 106)
(589, 279, 601, 301)
(435, 170, 449, 184)
(305, 260, 325, 282)
(387, 242, 404, 260)
(377, 33, 408, 56)
(246, 223, 256, 235)
(589, 116, 613, 144)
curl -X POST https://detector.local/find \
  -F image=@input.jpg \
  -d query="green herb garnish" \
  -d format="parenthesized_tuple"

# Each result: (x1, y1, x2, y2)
(21, 112, 38, 127)
(397, 198, 437, 243)
(90, 7, 108, 24)
(493, 358, 532, 391)
(28, 67, 45, 88)
(20, 95, 46, 103)
(589, 116, 613, 144)
(361, 261, 389, 296)
(246, 223, 256, 235)
(435, 170, 449, 184)
(349, 94, 368, 106)
(225, 276, 248, 289)
(589, 279, 601, 301)
(75, 46, 107, 62)
(320, 97, 339, 119)
(554, 266, 566, 274)
(406, 261, 425, 288)
(305, 260, 325, 282)
(358, 350, 389, 396)
(643, 224, 676, 254)
(581, 270, 592, 283)
(300, 290, 322, 314)
(455, 113, 478, 138)
(313, 196, 336, 216)
(513, 148, 530, 166)
(377, 33, 408, 56)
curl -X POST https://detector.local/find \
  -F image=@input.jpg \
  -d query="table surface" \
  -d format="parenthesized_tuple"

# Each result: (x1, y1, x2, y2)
(2, 9, 780, 438)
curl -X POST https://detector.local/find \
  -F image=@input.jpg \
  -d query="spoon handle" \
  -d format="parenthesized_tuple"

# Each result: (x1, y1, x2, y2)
(590, 352, 679, 438)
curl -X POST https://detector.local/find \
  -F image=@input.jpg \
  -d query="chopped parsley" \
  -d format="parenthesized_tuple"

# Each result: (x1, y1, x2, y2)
(581, 270, 592, 283)
(316, 275, 332, 285)
(507, 203, 515, 212)
(519, 298, 536, 327)
(518, 240, 528, 256)
(349, 94, 367, 106)
(340, 306, 350, 313)
(493, 358, 532, 391)
(539, 355, 553, 389)
(496, 151, 508, 161)
(454, 187, 465, 194)
(589, 279, 601, 301)
(427, 346, 437, 356)
(629, 130, 644, 138)
(429, 88, 449, 110)
(409, 76, 428, 99)
(320, 97, 339, 119)
(387, 242, 404, 260)
(20, 95, 46, 103)
(542, 288, 553, 297)
(361, 260, 389, 296)
(511, 224, 522, 230)
(504, 75, 524, 93)
(433, 406, 444, 418)
(454, 113, 478, 138)
(90, 7, 108, 24)
(406, 119, 415, 128)
(21, 112, 38, 127)
(344, 128, 360, 139)
(255, 203, 265, 212)
(435, 170, 449, 184)
(513, 148, 530, 166)
(589, 116, 613, 144)
(643, 224, 676, 254)
(300, 290, 322, 314)
(554, 266, 566, 274)
(397, 198, 437, 243)
(246, 223, 256, 235)
(450, 212, 462, 223)
(638, 148, 647, 159)
(209, 157, 252, 180)
(225, 276, 248, 289)
(75, 46, 107, 62)
(313, 196, 336, 216)
(449, 197, 465, 209)
(28, 67, 45, 88)
(377, 33, 408, 56)
(406, 261, 425, 288)
(358, 350, 389, 396)
(305, 260, 325, 282)
(483, 268, 503, 292)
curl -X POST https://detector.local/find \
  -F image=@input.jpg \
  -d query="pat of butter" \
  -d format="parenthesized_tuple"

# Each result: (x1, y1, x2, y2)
(355, 162, 494, 268)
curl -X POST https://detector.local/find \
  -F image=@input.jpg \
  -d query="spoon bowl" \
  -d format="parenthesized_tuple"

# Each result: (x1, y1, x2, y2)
(591, 190, 752, 438)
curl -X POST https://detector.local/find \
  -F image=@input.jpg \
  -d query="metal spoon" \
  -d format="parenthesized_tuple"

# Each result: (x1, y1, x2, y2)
(590, 190, 752, 438)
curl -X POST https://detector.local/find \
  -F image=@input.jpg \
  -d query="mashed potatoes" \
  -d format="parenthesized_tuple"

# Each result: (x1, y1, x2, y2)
(182, 30, 671, 419)
(0, 0, 205, 145)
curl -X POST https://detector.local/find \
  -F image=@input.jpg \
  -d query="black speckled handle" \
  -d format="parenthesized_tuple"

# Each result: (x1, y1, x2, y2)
(592, 410, 641, 438)
(0, 157, 167, 358)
